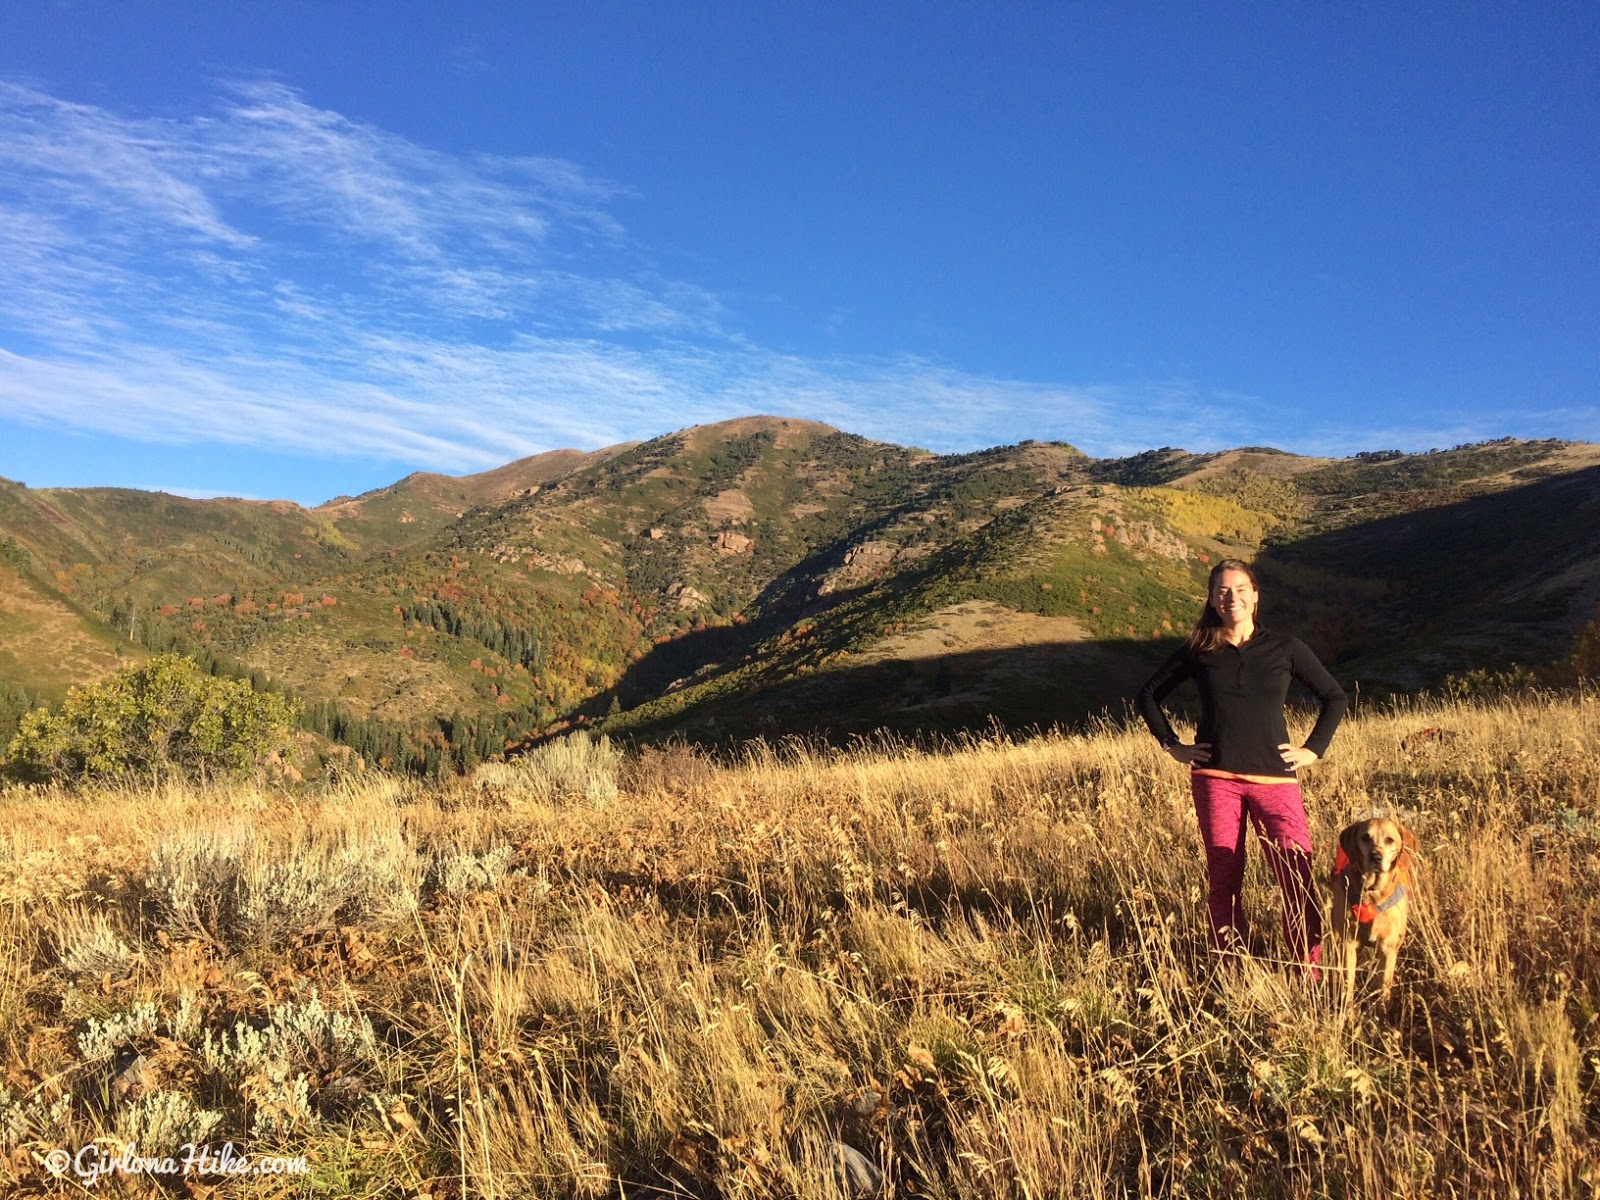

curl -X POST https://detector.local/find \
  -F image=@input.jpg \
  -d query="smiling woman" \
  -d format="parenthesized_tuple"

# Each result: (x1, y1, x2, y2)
(1135, 559, 1347, 971)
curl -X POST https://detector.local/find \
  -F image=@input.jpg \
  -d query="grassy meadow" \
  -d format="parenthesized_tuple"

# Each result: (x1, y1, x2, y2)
(1, 689, 1596, 1198)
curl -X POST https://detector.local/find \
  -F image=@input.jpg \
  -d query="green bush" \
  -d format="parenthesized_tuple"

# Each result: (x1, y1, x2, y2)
(3, 654, 297, 784)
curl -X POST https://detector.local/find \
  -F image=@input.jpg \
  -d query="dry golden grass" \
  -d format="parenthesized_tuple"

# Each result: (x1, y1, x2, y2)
(0, 690, 1596, 1197)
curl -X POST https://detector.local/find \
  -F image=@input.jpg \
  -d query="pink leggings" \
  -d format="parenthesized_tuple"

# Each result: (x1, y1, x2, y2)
(1190, 773, 1321, 963)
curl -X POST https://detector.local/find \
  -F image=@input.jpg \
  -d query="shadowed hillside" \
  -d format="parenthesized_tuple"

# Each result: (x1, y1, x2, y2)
(1254, 462, 1600, 689)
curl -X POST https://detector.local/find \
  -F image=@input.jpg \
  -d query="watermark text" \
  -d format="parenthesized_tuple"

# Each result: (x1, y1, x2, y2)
(44, 1142, 309, 1186)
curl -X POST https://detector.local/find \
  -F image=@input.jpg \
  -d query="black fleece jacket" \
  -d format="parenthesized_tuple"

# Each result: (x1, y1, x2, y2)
(1135, 628, 1347, 778)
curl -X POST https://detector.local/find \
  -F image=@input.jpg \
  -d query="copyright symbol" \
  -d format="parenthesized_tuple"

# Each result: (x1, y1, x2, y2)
(44, 1148, 71, 1175)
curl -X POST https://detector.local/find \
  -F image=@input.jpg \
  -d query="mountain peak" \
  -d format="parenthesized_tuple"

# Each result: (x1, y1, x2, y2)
(665, 415, 842, 451)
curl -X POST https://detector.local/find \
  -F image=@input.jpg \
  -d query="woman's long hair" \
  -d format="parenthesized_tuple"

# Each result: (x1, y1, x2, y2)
(1184, 559, 1259, 656)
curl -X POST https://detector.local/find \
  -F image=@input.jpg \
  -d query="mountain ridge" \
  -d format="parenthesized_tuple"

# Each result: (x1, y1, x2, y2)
(2, 422, 1596, 765)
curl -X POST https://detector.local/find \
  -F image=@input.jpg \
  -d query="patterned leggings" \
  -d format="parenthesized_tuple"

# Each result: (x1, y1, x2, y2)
(1189, 772, 1321, 963)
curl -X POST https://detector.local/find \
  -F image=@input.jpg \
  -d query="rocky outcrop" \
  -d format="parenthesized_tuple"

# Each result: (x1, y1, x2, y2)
(486, 546, 596, 576)
(666, 581, 710, 609)
(818, 540, 900, 595)
(1089, 515, 1189, 560)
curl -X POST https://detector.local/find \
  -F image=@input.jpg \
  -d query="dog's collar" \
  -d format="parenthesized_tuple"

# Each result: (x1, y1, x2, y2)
(1350, 883, 1406, 925)
(1334, 847, 1407, 924)
(1375, 883, 1407, 914)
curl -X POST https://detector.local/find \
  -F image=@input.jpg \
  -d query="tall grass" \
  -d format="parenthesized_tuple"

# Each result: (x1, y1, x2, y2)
(0, 693, 1595, 1197)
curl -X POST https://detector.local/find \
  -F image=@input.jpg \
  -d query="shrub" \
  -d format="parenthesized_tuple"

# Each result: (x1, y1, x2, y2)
(3, 655, 297, 784)
(1441, 663, 1544, 701)
(78, 1001, 161, 1063)
(201, 993, 380, 1138)
(53, 909, 138, 979)
(1571, 604, 1600, 680)
(114, 1090, 222, 1149)
(472, 731, 621, 805)
(0, 1089, 72, 1153)
(147, 823, 419, 946)
(433, 843, 518, 899)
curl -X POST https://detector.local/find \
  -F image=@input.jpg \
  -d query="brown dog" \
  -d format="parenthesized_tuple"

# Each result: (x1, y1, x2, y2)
(1330, 817, 1418, 1004)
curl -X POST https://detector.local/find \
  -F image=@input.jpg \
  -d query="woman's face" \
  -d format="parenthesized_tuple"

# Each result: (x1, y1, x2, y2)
(1210, 568, 1257, 627)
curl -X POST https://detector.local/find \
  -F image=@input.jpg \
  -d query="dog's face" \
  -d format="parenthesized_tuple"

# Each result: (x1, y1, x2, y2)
(1342, 818, 1413, 878)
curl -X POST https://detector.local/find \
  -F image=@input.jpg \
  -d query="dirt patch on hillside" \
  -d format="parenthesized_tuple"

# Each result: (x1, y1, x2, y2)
(1172, 449, 1333, 486)
(1545, 443, 1600, 472)
(858, 601, 1097, 664)
(0, 572, 125, 693)
(846, 601, 1149, 719)
(705, 490, 755, 525)
(243, 638, 464, 726)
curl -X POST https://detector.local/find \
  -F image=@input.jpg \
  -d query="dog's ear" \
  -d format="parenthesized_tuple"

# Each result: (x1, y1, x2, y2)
(1338, 822, 1363, 869)
(1400, 824, 1419, 855)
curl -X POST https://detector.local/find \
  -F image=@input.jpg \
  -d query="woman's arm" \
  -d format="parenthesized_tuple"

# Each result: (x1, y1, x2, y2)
(1289, 638, 1348, 758)
(1135, 649, 1195, 747)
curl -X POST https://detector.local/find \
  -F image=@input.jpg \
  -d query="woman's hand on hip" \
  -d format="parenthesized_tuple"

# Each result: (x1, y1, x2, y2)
(1278, 744, 1319, 771)
(1166, 741, 1211, 766)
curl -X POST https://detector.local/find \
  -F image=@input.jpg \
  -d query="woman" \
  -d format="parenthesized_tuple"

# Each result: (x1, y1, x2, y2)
(1136, 559, 1346, 968)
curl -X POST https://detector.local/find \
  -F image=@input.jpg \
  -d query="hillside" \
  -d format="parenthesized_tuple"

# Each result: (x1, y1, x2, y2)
(1, 424, 1597, 765)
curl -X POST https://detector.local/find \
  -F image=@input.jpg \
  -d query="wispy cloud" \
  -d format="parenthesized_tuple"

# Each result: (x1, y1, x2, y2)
(444, 38, 494, 79)
(0, 78, 1451, 478)
(0, 80, 652, 339)
(147, 485, 268, 501)
(1294, 404, 1600, 459)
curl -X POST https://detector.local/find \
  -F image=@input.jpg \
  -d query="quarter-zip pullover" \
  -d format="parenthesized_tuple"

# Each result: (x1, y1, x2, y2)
(1136, 628, 1347, 778)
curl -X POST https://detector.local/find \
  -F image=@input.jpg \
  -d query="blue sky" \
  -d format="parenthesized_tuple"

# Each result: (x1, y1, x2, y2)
(1, 3, 1596, 505)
